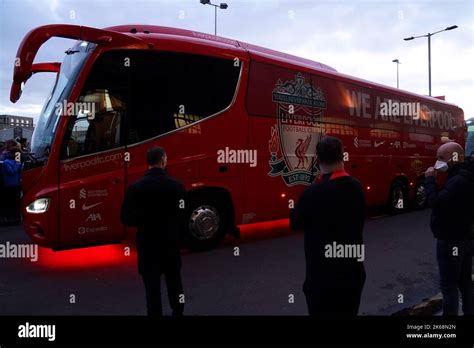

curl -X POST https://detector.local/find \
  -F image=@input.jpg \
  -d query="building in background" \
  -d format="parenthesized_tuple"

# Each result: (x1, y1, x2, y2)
(0, 115, 35, 143)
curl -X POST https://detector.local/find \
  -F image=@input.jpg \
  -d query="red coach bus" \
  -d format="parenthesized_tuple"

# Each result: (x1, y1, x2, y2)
(11, 24, 465, 250)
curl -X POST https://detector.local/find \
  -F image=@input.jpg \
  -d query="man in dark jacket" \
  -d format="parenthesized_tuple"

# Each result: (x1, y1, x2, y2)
(120, 146, 186, 316)
(290, 136, 366, 316)
(425, 142, 474, 316)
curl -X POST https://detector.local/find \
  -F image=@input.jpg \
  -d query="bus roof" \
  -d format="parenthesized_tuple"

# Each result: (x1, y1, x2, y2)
(104, 24, 338, 72)
(11, 24, 461, 111)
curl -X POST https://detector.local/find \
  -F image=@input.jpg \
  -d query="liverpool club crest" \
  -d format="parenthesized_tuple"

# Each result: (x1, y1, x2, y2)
(268, 73, 327, 186)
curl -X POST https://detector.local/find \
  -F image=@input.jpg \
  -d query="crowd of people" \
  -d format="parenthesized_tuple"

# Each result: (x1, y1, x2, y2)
(121, 140, 474, 317)
(0, 138, 28, 224)
(0, 134, 473, 316)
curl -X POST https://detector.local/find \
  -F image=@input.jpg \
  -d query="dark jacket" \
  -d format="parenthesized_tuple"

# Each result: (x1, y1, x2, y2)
(425, 161, 474, 241)
(120, 167, 187, 274)
(290, 170, 366, 283)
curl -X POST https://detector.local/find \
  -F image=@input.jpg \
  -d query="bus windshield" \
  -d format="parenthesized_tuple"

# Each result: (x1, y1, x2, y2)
(29, 41, 95, 164)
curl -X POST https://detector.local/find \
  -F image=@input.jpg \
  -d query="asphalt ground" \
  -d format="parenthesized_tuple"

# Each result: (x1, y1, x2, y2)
(0, 209, 456, 315)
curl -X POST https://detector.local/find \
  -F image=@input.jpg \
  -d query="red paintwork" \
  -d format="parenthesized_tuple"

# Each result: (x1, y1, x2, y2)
(31, 62, 61, 74)
(13, 24, 465, 250)
(11, 24, 145, 102)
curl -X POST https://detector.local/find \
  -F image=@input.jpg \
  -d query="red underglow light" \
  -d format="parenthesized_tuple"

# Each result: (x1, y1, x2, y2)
(227, 219, 293, 244)
(37, 244, 134, 270)
(36, 220, 295, 268)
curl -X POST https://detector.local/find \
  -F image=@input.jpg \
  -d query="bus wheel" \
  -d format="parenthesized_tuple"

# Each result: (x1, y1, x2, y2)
(414, 181, 427, 209)
(388, 180, 407, 214)
(186, 197, 227, 250)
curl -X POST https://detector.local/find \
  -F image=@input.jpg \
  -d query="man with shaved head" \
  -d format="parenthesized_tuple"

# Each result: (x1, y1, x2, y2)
(425, 142, 474, 316)
(290, 136, 366, 316)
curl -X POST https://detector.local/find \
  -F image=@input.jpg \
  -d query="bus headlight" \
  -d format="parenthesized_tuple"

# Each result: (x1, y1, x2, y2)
(26, 198, 51, 214)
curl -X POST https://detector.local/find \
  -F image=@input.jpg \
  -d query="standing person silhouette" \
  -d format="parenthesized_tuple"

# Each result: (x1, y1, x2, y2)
(121, 146, 186, 316)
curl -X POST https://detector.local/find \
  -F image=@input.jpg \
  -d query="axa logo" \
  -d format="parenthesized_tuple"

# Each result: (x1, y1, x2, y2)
(86, 213, 102, 222)
(267, 73, 326, 186)
(392, 141, 401, 149)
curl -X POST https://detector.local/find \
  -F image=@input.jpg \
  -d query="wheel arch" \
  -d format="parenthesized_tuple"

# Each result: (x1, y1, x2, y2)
(390, 174, 409, 189)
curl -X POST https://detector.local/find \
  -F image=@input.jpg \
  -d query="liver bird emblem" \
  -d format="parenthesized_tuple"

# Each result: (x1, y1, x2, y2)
(295, 134, 311, 169)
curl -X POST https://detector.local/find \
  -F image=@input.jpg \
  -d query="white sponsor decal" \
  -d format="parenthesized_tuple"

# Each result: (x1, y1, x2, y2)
(78, 226, 108, 234)
(63, 153, 123, 171)
(82, 202, 103, 211)
(354, 137, 371, 148)
(79, 188, 109, 199)
(392, 141, 401, 149)
(346, 89, 457, 131)
(86, 213, 102, 222)
(374, 140, 385, 148)
(403, 141, 416, 149)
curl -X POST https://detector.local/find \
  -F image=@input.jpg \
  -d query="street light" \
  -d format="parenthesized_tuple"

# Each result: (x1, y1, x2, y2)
(200, 0, 228, 36)
(403, 25, 458, 96)
(392, 59, 401, 89)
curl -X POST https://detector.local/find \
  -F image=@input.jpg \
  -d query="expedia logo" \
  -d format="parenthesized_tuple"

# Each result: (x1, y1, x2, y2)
(268, 73, 326, 186)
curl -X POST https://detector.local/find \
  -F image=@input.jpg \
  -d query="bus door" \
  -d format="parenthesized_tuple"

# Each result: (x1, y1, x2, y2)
(58, 51, 129, 248)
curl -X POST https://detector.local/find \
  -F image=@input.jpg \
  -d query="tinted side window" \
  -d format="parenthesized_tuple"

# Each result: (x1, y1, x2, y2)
(126, 51, 240, 144)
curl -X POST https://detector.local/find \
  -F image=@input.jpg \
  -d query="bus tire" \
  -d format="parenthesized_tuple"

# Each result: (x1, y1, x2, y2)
(185, 194, 229, 251)
(388, 180, 408, 214)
